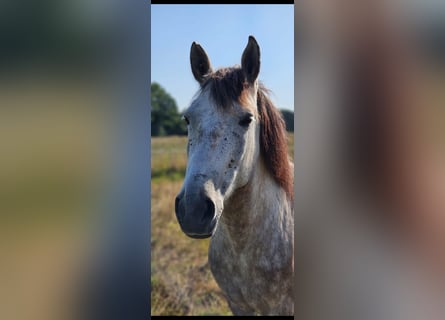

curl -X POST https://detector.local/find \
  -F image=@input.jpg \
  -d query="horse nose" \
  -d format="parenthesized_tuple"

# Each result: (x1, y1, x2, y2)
(175, 193, 217, 238)
(184, 195, 215, 224)
(200, 197, 215, 224)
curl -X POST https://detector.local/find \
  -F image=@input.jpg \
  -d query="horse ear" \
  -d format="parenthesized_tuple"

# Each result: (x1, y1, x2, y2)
(190, 42, 213, 85)
(241, 36, 261, 84)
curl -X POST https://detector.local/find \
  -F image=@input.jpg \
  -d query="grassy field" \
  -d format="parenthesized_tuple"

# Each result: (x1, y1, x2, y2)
(150, 133, 294, 316)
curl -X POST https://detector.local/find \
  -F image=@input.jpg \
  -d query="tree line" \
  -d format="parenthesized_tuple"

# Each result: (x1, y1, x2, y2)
(151, 82, 293, 136)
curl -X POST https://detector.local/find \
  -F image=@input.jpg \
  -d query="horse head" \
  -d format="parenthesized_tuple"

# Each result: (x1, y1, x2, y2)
(175, 36, 262, 238)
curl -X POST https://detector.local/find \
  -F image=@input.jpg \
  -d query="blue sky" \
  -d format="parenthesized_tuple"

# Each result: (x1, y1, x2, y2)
(151, 4, 294, 111)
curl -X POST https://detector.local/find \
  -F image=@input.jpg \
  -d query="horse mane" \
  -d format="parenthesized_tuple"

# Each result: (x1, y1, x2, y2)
(257, 84, 294, 201)
(201, 67, 294, 200)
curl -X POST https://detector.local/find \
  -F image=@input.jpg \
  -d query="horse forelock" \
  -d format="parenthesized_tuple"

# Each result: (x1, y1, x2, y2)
(200, 67, 252, 111)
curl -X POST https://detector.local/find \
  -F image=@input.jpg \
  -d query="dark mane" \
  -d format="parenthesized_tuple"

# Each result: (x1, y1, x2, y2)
(201, 68, 294, 199)
(201, 67, 246, 109)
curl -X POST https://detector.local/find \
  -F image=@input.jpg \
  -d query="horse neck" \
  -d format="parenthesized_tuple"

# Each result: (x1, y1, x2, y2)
(220, 156, 293, 243)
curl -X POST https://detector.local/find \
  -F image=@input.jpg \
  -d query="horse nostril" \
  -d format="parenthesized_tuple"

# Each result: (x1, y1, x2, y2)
(175, 196, 183, 219)
(202, 197, 216, 223)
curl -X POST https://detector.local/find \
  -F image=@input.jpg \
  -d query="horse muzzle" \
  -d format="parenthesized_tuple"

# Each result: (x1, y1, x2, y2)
(175, 192, 217, 239)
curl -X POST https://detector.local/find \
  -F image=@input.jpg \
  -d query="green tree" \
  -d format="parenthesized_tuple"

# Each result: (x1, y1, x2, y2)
(281, 109, 294, 132)
(151, 82, 187, 136)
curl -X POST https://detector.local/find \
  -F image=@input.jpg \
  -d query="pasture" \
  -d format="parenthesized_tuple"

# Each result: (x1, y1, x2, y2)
(151, 133, 294, 316)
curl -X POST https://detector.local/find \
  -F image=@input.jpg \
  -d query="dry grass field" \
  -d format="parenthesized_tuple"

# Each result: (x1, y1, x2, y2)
(151, 133, 294, 316)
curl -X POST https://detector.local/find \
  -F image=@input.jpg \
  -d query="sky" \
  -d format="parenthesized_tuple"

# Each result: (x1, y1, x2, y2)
(151, 4, 294, 111)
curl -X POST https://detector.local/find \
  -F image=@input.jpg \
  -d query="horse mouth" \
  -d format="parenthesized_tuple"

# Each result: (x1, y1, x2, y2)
(185, 233, 212, 239)
(182, 221, 216, 239)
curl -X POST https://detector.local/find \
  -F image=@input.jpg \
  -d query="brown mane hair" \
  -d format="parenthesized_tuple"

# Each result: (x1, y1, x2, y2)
(201, 67, 294, 200)
(257, 84, 294, 200)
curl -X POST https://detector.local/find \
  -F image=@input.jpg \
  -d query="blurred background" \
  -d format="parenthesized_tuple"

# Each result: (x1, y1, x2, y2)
(150, 4, 294, 316)
(0, 1, 150, 319)
(295, 0, 445, 319)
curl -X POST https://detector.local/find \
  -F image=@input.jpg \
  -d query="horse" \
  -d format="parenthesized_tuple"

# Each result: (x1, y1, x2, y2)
(174, 36, 294, 316)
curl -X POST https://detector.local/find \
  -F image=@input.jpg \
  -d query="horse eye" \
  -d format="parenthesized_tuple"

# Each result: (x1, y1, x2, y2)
(239, 114, 253, 127)
(183, 115, 190, 125)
